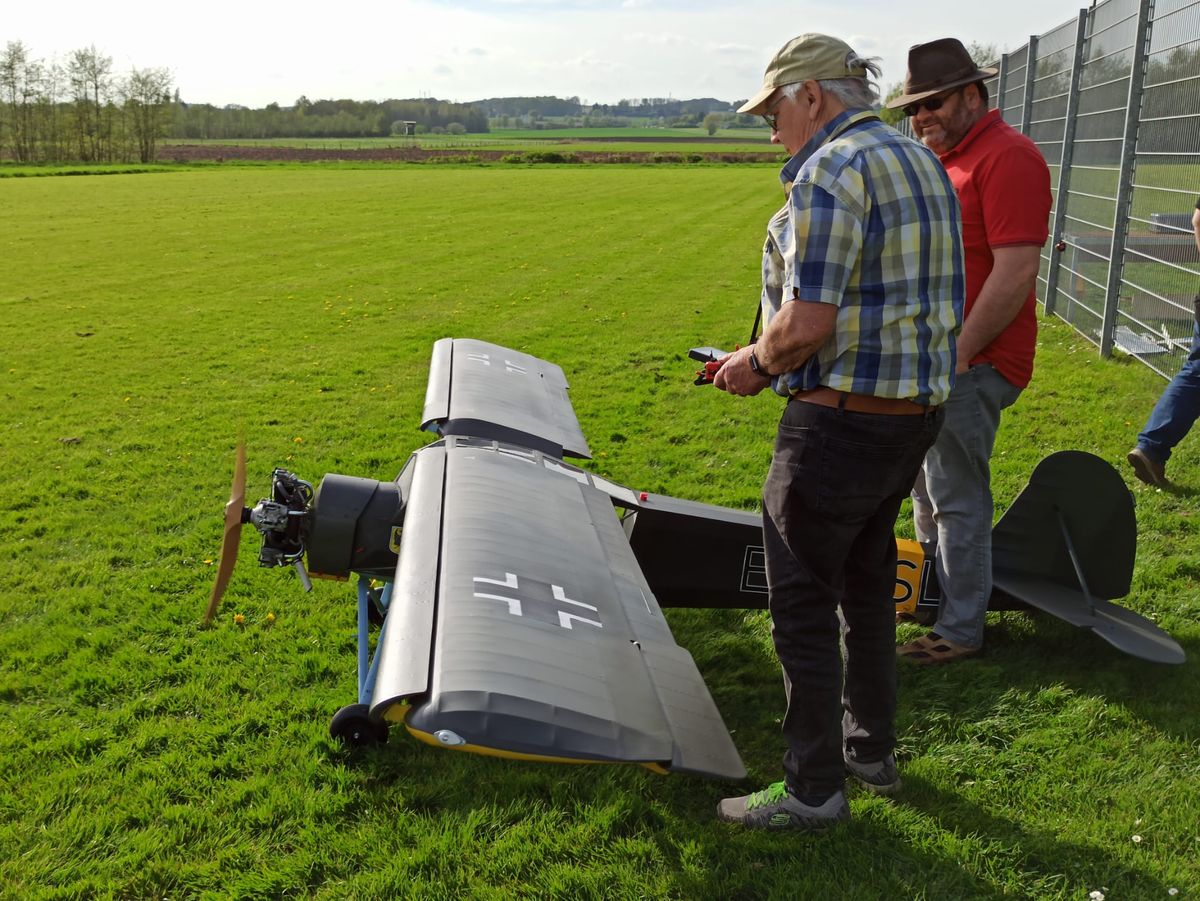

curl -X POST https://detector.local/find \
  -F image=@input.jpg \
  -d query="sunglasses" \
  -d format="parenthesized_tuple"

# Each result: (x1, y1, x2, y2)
(902, 88, 961, 118)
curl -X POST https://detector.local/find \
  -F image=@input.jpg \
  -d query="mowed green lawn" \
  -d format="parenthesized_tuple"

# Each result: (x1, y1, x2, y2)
(1, 165, 1197, 899)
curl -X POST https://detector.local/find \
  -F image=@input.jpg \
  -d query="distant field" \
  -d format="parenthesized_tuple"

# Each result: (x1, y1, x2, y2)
(161, 127, 778, 156)
(478, 126, 771, 141)
(1, 165, 1197, 898)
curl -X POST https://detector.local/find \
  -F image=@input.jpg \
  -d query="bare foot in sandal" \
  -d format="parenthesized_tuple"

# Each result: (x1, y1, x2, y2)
(896, 632, 980, 665)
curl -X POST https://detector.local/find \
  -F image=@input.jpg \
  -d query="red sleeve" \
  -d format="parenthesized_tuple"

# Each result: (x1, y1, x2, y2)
(975, 144, 1052, 248)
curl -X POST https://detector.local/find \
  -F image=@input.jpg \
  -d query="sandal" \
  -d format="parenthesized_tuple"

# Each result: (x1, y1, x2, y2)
(896, 632, 980, 665)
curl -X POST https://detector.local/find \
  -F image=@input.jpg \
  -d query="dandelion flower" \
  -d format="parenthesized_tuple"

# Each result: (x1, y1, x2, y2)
(266, 612, 276, 624)
(294, 437, 303, 444)
(234, 613, 245, 625)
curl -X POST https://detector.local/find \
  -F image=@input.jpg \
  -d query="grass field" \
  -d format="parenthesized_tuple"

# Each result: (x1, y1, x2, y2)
(479, 127, 769, 140)
(160, 128, 778, 156)
(1, 165, 1198, 899)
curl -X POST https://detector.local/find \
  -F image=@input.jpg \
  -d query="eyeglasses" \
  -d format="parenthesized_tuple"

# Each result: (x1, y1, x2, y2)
(761, 96, 784, 132)
(902, 88, 961, 118)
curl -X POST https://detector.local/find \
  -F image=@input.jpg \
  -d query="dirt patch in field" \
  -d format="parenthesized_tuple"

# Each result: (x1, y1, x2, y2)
(161, 144, 785, 164)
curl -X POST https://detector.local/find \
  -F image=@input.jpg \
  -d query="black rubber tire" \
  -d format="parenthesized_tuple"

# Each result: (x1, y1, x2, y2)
(367, 586, 387, 628)
(330, 703, 388, 747)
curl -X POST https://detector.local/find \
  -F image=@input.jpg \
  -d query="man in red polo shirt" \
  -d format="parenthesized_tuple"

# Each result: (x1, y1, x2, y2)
(889, 38, 1051, 663)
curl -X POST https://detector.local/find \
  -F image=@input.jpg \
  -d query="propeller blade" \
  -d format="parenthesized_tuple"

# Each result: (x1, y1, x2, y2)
(204, 441, 247, 624)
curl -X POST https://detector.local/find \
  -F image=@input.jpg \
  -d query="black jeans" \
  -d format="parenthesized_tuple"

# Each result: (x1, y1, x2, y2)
(763, 398, 943, 798)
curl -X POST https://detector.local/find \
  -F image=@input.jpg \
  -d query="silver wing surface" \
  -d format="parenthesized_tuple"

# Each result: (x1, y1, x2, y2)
(421, 337, 591, 459)
(370, 436, 746, 781)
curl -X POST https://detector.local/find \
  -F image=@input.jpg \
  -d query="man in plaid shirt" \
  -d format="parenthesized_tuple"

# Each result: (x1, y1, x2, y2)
(713, 33, 964, 830)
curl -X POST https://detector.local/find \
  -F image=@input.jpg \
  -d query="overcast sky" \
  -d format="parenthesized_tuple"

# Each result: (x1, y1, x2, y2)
(7, 0, 1088, 108)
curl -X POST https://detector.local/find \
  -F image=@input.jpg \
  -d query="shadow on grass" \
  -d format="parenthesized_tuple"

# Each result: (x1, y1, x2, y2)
(320, 604, 1192, 896)
(955, 610, 1200, 739)
(887, 775, 1171, 897)
(1160, 481, 1199, 498)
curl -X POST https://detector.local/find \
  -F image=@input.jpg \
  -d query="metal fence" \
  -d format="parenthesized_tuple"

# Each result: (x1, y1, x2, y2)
(980, 0, 1200, 378)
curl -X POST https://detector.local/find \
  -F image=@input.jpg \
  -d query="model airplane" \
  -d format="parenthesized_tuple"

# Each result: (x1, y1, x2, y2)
(205, 338, 1185, 780)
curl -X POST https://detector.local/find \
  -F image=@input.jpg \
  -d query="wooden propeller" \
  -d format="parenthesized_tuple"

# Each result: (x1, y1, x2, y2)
(204, 441, 247, 624)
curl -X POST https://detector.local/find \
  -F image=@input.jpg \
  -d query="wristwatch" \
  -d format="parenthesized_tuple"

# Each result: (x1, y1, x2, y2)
(749, 350, 767, 376)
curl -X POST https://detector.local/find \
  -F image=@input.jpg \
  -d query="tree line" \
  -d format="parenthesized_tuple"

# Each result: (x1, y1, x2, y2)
(1, 40, 172, 163)
(1, 38, 771, 163)
(0, 40, 496, 160)
(171, 96, 490, 141)
(24, 35, 1192, 162)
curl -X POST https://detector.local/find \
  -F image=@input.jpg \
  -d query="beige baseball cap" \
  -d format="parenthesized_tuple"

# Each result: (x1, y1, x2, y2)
(739, 33, 868, 115)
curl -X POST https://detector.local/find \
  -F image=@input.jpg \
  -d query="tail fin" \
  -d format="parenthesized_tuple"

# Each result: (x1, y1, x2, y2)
(992, 450, 1135, 600)
(991, 451, 1184, 664)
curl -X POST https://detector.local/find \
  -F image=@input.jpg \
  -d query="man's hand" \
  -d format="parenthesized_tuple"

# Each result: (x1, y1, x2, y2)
(956, 244, 1041, 370)
(713, 346, 772, 396)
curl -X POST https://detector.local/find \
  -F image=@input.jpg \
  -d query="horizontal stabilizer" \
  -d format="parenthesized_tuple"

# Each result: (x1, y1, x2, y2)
(421, 338, 591, 459)
(372, 437, 746, 780)
(992, 451, 1184, 664)
(992, 570, 1185, 664)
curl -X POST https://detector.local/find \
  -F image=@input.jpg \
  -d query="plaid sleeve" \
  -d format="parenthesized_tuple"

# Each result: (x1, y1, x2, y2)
(786, 175, 864, 308)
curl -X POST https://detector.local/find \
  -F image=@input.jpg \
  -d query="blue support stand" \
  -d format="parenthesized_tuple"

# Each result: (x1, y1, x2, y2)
(355, 577, 391, 706)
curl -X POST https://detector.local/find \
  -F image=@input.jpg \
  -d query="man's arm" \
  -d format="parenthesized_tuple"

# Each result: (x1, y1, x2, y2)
(713, 299, 837, 396)
(955, 244, 1041, 373)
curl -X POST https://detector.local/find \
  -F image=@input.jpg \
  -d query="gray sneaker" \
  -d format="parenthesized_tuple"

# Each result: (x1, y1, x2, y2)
(716, 782, 849, 830)
(845, 754, 901, 795)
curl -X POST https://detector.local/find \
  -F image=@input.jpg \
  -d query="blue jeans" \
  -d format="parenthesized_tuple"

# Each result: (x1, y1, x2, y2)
(763, 398, 942, 799)
(1136, 312, 1200, 465)
(911, 364, 1022, 649)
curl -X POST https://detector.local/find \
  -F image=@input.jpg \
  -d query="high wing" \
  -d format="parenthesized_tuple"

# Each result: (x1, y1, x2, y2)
(369, 434, 746, 781)
(239, 339, 1183, 772)
(421, 337, 591, 459)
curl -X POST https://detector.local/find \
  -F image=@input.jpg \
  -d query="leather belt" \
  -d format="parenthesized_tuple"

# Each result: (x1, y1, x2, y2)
(792, 386, 935, 416)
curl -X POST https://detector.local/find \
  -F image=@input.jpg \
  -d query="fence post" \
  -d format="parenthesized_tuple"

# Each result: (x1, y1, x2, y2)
(997, 53, 1011, 115)
(1044, 10, 1089, 317)
(1099, 0, 1154, 357)
(1021, 35, 1039, 135)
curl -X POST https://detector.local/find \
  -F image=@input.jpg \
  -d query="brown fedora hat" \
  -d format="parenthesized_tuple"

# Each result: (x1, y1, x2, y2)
(886, 37, 998, 109)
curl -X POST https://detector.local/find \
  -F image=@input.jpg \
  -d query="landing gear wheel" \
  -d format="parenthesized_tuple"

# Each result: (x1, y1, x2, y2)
(330, 704, 388, 747)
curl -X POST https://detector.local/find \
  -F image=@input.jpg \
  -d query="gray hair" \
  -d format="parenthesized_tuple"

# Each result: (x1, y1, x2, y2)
(779, 54, 883, 111)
